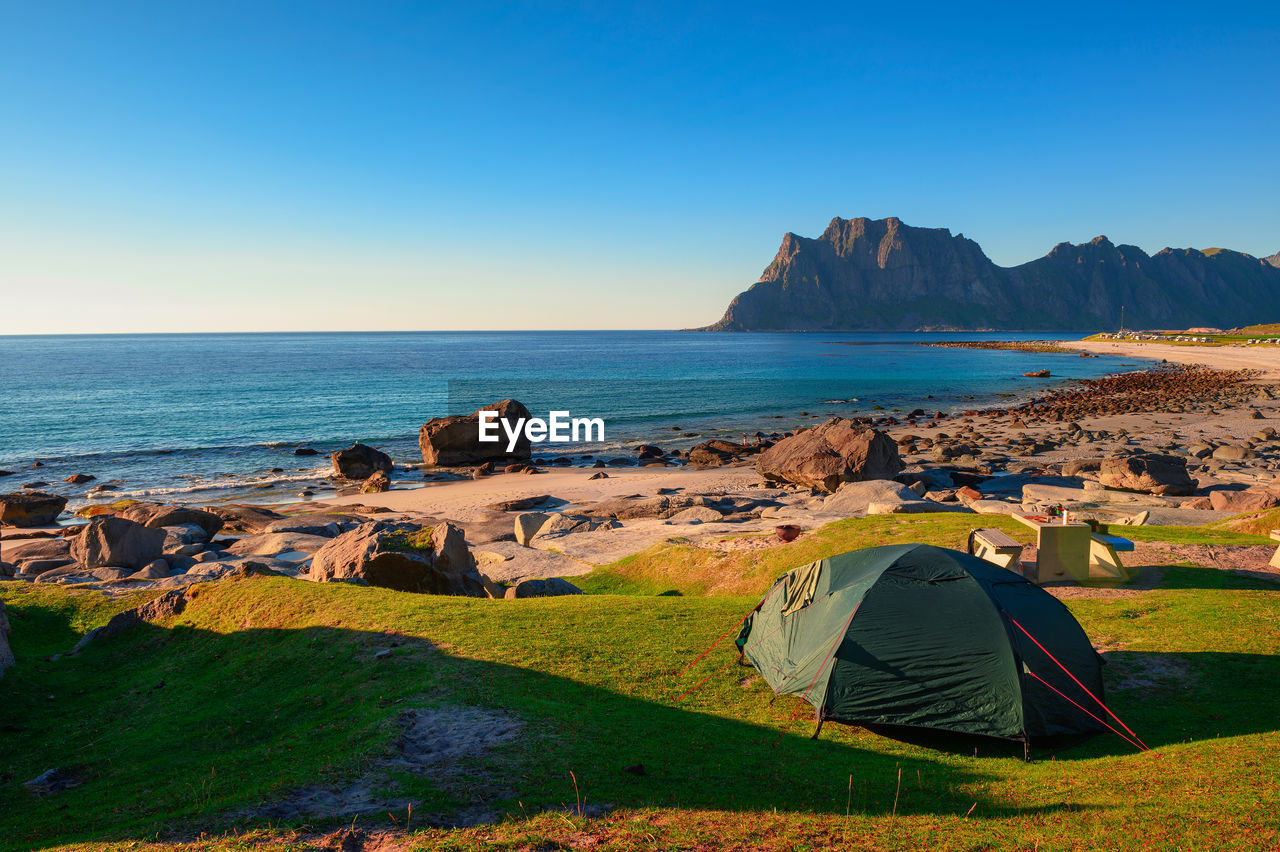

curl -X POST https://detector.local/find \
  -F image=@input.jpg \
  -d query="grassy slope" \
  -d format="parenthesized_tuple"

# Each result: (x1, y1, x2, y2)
(0, 516, 1277, 851)
(579, 514, 1271, 598)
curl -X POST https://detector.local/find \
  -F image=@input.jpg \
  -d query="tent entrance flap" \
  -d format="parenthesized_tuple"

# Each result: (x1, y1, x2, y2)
(781, 561, 823, 615)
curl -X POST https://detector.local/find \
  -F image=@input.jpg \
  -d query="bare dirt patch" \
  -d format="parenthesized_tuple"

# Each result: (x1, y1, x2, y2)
(1046, 543, 1280, 599)
(254, 705, 523, 825)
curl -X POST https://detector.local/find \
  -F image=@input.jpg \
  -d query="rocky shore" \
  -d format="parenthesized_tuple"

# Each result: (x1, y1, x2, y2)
(6, 347, 1280, 603)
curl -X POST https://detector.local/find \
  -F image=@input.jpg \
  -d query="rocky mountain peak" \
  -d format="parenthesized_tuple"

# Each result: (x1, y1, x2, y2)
(697, 216, 1280, 332)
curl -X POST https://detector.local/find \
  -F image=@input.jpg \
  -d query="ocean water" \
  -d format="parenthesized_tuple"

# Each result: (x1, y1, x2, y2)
(0, 331, 1138, 506)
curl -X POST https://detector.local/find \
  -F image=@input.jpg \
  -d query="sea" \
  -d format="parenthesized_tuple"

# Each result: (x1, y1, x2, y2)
(0, 331, 1141, 507)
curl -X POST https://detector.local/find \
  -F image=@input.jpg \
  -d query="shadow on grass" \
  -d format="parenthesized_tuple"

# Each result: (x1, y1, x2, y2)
(1145, 563, 1280, 591)
(3, 612, 1102, 850)
(1046, 649, 1280, 760)
(2, 578, 1276, 849)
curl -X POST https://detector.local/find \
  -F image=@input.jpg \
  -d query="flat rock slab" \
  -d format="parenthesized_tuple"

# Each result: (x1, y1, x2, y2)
(225, 532, 333, 557)
(469, 540, 592, 583)
(1023, 483, 1175, 507)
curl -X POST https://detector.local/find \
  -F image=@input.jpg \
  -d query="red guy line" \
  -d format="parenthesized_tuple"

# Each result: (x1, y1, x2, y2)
(1007, 615, 1150, 750)
(1026, 669, 1148, 752)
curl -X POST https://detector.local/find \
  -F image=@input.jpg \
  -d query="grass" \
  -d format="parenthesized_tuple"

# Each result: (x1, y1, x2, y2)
(1, 513, 1277, 851)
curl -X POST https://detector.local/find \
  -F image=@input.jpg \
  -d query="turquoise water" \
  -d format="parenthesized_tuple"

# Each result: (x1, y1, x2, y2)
(0, 331, 1136, 504)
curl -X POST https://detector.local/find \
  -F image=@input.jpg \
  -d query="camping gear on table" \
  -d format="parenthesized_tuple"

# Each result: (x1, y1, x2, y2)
(737, 543, 1135, 750)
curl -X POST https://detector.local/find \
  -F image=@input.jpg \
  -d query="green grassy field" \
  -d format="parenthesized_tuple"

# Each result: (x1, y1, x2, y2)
(1, 514, 1277, 851)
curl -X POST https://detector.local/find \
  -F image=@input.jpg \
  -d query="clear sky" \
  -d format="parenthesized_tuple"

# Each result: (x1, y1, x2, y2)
(1, 1, 1277, 333)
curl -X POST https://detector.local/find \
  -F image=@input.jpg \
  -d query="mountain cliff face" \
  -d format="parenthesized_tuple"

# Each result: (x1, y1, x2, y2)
(1266, 251, 1280, 269)
(700, 217, 1280, 331)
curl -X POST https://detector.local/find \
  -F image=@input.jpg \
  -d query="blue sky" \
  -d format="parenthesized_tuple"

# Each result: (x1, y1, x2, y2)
(1, 1, 1277, 333)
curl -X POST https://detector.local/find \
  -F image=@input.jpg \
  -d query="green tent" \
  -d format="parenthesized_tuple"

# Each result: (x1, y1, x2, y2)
(736, 544, 1107, 746)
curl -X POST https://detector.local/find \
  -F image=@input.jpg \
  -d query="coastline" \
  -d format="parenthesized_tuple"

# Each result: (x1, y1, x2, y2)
(8, 338, 1280, 594)
(1059, 338, 1280, 379)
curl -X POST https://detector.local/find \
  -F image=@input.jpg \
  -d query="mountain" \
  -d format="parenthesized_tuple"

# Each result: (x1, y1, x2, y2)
(1265, 251, 1280, 269)
(698, 217, 1280, 331)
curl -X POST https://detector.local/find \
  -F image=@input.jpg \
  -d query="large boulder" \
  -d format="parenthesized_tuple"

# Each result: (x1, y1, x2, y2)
(419, 399, 533, 466)
(1209, 488, 1280, 513)
(1097, 453, 1196, 496)
(757, 420, 903, 492)
(331, 443, 393, 480)
(308, 521, 486, 595)
(118, 503, 224, 539)
(69, 517, 165, 570)
(0, 492, 67, 528)
(822, 480, 920, 514)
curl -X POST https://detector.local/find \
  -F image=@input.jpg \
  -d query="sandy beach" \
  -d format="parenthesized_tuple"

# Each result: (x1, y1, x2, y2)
(1061, 338, 1280, 378)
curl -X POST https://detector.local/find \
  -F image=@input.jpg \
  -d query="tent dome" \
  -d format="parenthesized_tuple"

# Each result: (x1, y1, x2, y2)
(737, 543, 1106, 744)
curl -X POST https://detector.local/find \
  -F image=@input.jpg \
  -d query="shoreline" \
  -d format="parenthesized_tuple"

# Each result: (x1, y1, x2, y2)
(6, 349, 1280, 593)
(1059, 338, 1280, 379)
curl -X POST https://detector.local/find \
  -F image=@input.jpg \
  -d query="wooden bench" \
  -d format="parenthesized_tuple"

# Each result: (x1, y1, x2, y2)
(1089, 533, 1135, 579)
(970, 528, 1023, 571)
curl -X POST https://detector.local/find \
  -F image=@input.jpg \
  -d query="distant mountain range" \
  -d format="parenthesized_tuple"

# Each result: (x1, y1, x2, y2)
(697, 217, 1280, 331)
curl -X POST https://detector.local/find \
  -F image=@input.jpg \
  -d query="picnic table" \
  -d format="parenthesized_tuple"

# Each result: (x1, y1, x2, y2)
(1013, 514, 1093, 583)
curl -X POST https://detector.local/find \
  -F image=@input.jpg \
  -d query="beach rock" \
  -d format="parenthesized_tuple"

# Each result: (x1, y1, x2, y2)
(0, 561, 13, 578)
(5, 537, 73, 567)
(1180, 496, 1214, 510)
(756, 420, 902, 492)
(0, 491, 67, 528)
(160, 524, 208, 557)
(1097, 453, 1196, 496)
(504, 577, 584, 599)
(119, 503, 224, 539)
(969, 499, 1021, 515)
(688, 440, 758, 466)
(1022, 482, 1172, 507)
(0, 601, 14, 678)
(73, 589, 188, 652)
(134, 560, 171, 579)
(1061, 459, 1104, 476)
(1208, 489, 1280, 513)
(261, 515, 354, 537)
(1022, 370, 1051, 378)
(226, 532, 332, 557)
(867, 500, 968, 515)
(308, 521, 485, 595)
(531, 513, 600, 539)
(20, 559, 76, 577)
(1211, 445, 1256, 461)
(822, 480, 918, 514)
(360, 470, 391, 493)
(588, 471, 608, 480)
(70, 517, 166, 570)
(331, 443, 393, 480)
(293, 447, 319, 456)
(578, 495, 710, 520)
(488, 494, 553, 512)
(514, 512, 551, 546)
(419, 399, 534, 466)
(63, 474, 95, 484)
(667, 506, 724, 524)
